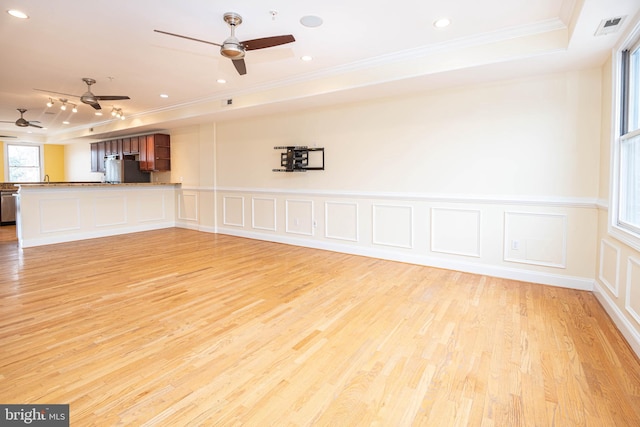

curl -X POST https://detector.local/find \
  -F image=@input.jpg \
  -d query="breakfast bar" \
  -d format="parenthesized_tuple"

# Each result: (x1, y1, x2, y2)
(16, 182, 180, 248)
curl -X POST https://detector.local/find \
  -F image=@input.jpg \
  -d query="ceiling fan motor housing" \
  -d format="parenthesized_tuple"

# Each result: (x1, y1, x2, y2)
(221, 38, 245, 58)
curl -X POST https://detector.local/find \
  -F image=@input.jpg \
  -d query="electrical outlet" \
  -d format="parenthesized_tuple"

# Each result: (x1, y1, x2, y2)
(511, 240, 520, 250)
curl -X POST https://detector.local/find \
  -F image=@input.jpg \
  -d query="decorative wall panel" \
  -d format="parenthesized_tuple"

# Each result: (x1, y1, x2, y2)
(626, 257, 640, 325)
(178, 191, 199, 221)
(325, 201, 358, 242)
(39, 198, 81, 233)
(599, 239, 620, 297)
(372, 204, 413, 249)
(138, 192, 167, 222)
(94, 195, 127, 227)
(252, 197, 277, 231)
(431, 208, 481, 257)
(504, 211, 567, 268)
(223, 196, 244, 227)
(286, 199, 314, 236)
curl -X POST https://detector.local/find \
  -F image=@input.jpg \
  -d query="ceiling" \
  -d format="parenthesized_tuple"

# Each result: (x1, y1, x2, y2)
(1, 0, 639, 144)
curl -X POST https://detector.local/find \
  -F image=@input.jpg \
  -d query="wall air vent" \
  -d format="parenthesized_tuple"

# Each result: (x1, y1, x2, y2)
(595, 16, 626, 36)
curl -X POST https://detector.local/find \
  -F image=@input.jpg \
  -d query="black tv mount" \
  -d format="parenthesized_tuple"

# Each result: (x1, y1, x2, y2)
(273, 146, 324, 172)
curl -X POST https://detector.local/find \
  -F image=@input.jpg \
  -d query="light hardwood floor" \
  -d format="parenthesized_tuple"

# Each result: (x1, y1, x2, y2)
(1, 228, 640, 426)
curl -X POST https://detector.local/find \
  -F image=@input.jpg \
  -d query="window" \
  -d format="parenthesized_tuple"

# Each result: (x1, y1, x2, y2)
(6, 144, 42, 182)
(613, 18, 640, 249)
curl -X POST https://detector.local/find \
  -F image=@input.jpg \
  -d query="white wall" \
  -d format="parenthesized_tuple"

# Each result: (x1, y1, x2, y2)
(64, 139, 104, 182)
(194, 69, 597, 290)
(216, 69, 601, 198)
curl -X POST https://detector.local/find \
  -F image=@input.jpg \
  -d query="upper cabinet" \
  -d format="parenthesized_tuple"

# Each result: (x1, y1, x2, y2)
(90, 133, 170, 173)
(140, 134, 171, 172)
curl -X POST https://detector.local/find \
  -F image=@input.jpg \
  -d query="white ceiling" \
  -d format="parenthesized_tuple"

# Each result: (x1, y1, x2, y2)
(0, 0, 638, 143)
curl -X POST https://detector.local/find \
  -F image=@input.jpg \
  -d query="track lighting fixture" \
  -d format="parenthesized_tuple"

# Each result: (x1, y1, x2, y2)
(110, 107, 125, 120)
(45, 97, 77, 112)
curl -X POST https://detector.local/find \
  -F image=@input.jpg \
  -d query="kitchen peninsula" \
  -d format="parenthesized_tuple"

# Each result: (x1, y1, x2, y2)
(16, 182, 180, 248)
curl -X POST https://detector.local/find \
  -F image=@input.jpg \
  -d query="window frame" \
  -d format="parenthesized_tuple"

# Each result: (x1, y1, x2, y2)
(3, 142, 45, 183)
(610, 16, 640, 252)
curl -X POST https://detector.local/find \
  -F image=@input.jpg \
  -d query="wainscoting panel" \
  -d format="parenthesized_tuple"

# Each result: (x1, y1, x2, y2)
(599, 239, 620, 297)
(286, 199, 314, 236)
(504, 211, 567, 268)
(223, 196, 245, 227)
(372, 204, 413, 249)
(431, 208, 481, 257)
(252, 197, 277, 231)
(325, 201, 358, 242)
(138, 192, 167, 222)
(215, 188, 597, 291)
(94, 195, 127, 227)
(626, 257, 640, 325)
(178, 191, 199, 222)
(39, 198, 81, 233)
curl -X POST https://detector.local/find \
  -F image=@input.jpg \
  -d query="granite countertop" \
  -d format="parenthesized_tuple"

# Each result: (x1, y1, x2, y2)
(16, 182, 181, 188)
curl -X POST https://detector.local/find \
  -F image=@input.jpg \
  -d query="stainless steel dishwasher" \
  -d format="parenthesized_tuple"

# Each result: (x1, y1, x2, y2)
(0, 189, 17, 225)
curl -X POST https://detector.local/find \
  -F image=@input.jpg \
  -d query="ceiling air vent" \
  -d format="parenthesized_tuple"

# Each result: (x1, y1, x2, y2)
(595, 16, 627, 36)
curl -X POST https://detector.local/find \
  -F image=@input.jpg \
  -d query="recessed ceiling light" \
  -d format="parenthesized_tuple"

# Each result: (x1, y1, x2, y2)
(300, 15, 323, 28)
(434, 18, 451, 28)
(95, 112, 103, 116)
(160, 93, 169, 98)
(217, 79, 226, 84)
(62, 121, 70, 125)
(301, 55, 313, 61)
(7, 9, 28, 19)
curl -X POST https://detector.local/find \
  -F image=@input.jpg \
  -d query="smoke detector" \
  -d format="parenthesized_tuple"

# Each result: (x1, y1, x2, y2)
(595, 16, 626, 36)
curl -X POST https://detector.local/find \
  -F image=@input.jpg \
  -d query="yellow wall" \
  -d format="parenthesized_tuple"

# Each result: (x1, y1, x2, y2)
(43, 144, 65, 181)
(0, 142, 64, 182)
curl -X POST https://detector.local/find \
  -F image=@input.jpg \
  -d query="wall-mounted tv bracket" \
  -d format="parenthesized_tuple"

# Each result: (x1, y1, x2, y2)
(273, 146, 324, 172)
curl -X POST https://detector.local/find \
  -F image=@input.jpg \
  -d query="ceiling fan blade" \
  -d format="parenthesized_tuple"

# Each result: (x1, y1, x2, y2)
(242, 35, 295, 51)
(0, 120, 15, 124)
(232, 59, 247, 75)
(34, 88, 80, 98)
(154, 29, 222, 47)
(28, 122, 43, 129)
(95, 95, 131, 101)
(86, 101, 102, 110)
(0, 135, 17, 138)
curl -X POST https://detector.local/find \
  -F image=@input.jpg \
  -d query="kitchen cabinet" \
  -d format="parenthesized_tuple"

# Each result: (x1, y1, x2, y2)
(90, 141, 108, 172)
(140, 134, 171, 172)
(91, 134, 170, 173)
(90, 143, 98, 172)
(122, 137, 140, 155)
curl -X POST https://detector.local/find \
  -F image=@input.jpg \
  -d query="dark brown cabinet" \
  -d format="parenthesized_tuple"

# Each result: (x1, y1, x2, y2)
(140, 134, 171, 172)
(90, 141, 108, 172)
(122, 137, 140, 155)
(90, 134, 170, 173)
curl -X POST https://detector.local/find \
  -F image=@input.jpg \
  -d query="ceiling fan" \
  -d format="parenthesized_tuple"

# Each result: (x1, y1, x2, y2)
(155, 12, 295, 75)
(35, 78, 130, 110)
(0, 109, 42, 128)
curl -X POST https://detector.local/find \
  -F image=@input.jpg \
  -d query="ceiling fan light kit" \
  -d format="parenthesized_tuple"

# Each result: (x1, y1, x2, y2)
(35, 77, 131, 112)
(154, 11, 296, 76)
(0, 109, 43, 129)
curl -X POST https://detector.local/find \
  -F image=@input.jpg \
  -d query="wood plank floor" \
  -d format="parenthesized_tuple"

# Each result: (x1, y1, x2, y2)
(1, 228, 640, 426)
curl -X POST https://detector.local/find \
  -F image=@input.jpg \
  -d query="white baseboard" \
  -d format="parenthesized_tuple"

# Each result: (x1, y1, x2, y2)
(19, 221, 176, 249)
(593, 282, 640, 359)
(216, 227, 594, 292)
(176, 221, 216, 234)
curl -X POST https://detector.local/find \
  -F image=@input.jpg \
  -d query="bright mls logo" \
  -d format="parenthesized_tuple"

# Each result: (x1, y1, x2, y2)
(1, 404, 69, 426)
